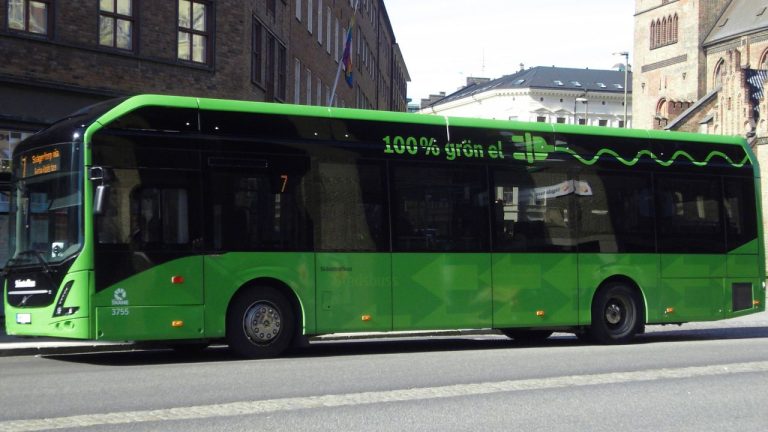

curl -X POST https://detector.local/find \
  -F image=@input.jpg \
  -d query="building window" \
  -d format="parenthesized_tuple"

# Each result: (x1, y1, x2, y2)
(759, 49, 768, 70)
(294, 58, 301, 104)
(651, 14, 678, 49)
(8, 0, 51, 36)
(178, 0, 210, 64)
(256, 31, 287, 102)
(252, 18, 264, 86)
(99, 0, 134, 50)
(326, 7, 332, 53)
(277, 44, 287, 101)
(317, 0, 322, 44)
(536, 116, 546, 123)
(713, 59, 725, 88)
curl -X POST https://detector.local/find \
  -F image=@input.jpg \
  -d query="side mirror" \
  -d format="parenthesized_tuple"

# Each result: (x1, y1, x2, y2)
(90, 166, 114, 215)
(93, 185, 110, 215)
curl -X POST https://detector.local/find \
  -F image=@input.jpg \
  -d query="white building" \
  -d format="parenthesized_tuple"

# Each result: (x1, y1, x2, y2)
(421, 66, 632, 128)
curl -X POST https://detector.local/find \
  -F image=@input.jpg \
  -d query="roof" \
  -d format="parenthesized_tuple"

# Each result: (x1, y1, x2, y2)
(665, 85, 720, 130)
(427, 66, 632, 108)
(704, 0, 768, 46)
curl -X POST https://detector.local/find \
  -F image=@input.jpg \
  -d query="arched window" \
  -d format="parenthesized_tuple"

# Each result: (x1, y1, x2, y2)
(713, 58, 725, 88)
(661, 17, 668, 45)
(672, 14, 678, 43)
(651, 21, 656, 48)
(655, 19, 662, 47)
(656, 98, 668, 117)
(760, 48, 768, 70)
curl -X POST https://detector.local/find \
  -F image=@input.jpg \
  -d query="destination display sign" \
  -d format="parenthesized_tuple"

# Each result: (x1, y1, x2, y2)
(21, 148, 62, 178)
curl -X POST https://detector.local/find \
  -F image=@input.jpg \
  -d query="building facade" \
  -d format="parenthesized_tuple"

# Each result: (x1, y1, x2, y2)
(422, 67, 632, 128)
(0, 0, 409, 318)
(632, 0, 767, 135)
(633, 0, 768, 263)
(0, 0, 410, 160)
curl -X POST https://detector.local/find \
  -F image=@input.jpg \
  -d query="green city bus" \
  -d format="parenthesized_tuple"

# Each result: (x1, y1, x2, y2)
(3, 94, 765, 357)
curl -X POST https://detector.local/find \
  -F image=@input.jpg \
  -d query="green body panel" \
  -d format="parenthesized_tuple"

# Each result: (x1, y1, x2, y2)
(577, 254, 661, 324)
(93, 257, 204, 307)
(392, 253, 492, 330)
(4, 270, 92, 338)
(661, 255, 726, 278)
(202, 252, 315, 338)
(492, 254, 578, 327)
(316, 253, 392, 333)
(727, 255, 760, 278)
(660, 278, 725, 322)
(96, 306, 204, 340)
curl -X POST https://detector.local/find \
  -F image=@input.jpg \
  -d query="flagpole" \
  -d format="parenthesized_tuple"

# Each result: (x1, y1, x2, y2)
(328, 0, 359, 107)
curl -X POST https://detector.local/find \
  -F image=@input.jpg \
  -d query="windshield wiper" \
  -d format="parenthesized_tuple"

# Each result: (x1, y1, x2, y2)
(5, 250, 52, 274)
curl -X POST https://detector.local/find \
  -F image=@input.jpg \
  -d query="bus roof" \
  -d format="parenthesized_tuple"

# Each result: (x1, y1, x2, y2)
(93, 94, 746, 146)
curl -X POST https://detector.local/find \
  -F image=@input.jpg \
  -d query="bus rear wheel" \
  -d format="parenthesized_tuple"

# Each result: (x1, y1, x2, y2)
(588, 282, 643, 344)
(227, 286, 296, 358)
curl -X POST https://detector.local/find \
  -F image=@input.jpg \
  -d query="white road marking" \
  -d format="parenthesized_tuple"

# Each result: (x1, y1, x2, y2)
(2, 361, 767, 431)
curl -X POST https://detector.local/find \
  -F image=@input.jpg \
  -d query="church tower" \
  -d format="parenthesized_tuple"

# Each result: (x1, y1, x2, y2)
(633, 0, 729, 129)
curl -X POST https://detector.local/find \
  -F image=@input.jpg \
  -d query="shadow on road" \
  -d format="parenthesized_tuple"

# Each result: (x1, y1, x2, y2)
(42, 325, 768, 366)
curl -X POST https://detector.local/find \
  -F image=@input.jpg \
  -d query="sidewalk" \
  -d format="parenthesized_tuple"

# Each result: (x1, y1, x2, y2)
(0, 317, 134, 357)
(1, 311, 767, 357)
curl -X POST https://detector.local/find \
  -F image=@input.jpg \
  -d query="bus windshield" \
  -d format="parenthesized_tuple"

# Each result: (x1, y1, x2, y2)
(8, 142, 83, 267)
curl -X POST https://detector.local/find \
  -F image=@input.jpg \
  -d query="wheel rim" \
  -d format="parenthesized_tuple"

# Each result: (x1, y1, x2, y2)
(604, 295, 633, 333)
(243, 301, 282, 345)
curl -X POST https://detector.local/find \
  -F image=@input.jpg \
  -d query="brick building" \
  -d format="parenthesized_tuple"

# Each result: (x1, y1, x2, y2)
(633, 0, 768, 261)
(0, 0, 410, 161)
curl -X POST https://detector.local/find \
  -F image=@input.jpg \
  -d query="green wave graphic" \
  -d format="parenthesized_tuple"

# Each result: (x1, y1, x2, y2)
(556, 148, 751, 168)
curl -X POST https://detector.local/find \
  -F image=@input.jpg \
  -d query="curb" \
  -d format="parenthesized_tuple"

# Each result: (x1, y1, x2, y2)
(0, 329, 500, 357)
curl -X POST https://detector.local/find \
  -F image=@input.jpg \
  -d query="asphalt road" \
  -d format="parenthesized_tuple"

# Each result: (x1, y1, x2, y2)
(1, 316, 768, 432)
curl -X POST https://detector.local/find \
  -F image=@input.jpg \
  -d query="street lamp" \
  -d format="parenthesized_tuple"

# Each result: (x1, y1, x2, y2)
(575, 95, 588, 125)
(614, 51, 629, 128)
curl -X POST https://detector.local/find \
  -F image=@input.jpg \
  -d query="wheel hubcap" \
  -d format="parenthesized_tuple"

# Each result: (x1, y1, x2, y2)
(243, 302, 282, 345)
(605, 302, 623, 326)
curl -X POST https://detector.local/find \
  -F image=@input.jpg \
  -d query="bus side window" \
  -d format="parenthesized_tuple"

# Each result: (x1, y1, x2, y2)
(130, 187, 190, 247)
(656, 175, 724, 253)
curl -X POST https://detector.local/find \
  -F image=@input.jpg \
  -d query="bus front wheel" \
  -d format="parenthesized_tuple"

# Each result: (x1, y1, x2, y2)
(227, 286, 296, 358)
(588, 282, 644, 344)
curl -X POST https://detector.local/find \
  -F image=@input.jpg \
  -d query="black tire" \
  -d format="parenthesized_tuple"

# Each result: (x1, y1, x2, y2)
(227, 286, 296, 358)
(588, 282, 644, 344)
(500, 329, 553, 344)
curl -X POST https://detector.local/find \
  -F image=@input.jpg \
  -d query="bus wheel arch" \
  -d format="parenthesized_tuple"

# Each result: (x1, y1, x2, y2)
(225, 279, 302, 358)
(586, 276, 646, 344)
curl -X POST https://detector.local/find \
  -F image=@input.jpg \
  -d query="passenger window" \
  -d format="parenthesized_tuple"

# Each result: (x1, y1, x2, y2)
(130, 187, 190, 246)
(576, 171, 655, 253)
(492, 167, 575, 252)
(723, 177, 757, 251)
(317, 161, 387, 251)
(656, 175, 724, 253)
(392, 163, 488, 252)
